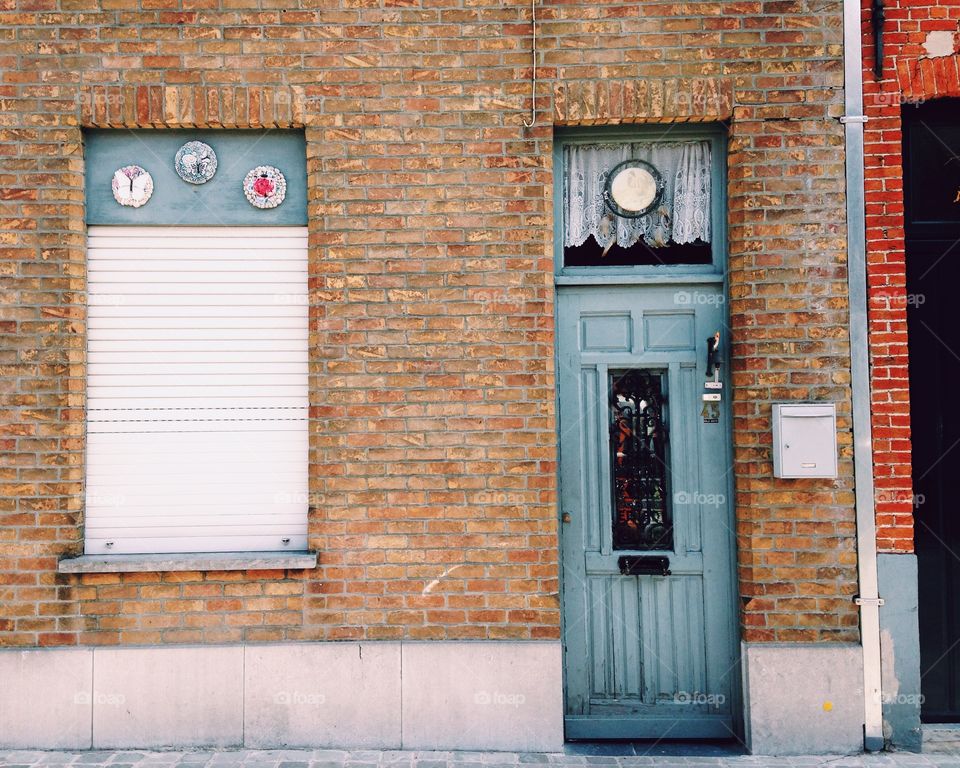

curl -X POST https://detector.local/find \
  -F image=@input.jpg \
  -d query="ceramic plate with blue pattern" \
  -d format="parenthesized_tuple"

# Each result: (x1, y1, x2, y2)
(175, 141, 217, 185)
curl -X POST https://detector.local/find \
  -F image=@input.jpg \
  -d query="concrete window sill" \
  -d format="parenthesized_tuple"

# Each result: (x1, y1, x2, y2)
(56, 550, 318, 574)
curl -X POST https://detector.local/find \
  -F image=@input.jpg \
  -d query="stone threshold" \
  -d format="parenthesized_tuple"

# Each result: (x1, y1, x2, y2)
(923, 722, 960, 753)
(56, 550, 318, 574)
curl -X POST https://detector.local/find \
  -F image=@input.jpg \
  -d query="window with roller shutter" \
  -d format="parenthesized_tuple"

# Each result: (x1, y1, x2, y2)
(82, 130, 309, 555)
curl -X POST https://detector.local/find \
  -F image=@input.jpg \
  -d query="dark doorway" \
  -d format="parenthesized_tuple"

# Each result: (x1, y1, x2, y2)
(904, 99, 960, 721)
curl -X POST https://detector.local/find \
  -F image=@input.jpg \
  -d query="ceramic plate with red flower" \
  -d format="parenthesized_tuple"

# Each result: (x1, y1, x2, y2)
(243, 166, 286, 209)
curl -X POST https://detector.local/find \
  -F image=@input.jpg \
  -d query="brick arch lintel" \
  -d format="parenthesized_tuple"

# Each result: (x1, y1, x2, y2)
(78, 85, 315, 129)
(553, 78, 734, 126)
(896, 55, 960, 103)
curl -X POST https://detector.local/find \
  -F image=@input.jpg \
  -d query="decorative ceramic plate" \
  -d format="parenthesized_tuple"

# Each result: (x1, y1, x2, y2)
(243, 166, 287, 209)
(175, 141, 217, 184)
(111, 165, 154, 208)
(603, 159, 665, 218)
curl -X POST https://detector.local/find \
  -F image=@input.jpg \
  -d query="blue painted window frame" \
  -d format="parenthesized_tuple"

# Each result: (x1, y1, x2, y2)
(553, 124, 728, 280)
(84, 128, 308, 227)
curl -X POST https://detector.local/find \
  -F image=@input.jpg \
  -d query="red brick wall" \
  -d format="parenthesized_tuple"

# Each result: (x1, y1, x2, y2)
(861, 0, 960, 554)
(1, 1, 859, 647)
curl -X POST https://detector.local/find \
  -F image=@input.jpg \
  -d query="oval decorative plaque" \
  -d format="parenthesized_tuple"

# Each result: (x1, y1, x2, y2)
(603, 159, 665, 219)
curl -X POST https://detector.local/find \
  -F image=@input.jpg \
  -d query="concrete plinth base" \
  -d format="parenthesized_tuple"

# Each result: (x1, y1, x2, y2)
(0, 641, 563, 752)
(741, 642, 864, 755)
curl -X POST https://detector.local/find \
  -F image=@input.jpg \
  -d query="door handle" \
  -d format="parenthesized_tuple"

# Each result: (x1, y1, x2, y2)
(706, 330, 721, 377)
(561, 512, 572, 524)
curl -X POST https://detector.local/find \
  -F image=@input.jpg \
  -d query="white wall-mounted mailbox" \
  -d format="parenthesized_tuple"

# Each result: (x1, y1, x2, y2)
(772, 403, 838, 479)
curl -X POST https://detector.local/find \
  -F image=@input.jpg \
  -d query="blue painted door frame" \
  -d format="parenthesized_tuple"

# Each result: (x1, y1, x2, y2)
(554, 125, 739, 740)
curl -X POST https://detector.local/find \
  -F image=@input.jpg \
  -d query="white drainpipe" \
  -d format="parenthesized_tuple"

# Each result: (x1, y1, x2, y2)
(841, 0, 885, 751)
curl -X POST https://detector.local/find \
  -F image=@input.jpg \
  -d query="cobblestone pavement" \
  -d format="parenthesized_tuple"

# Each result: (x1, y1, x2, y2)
(3, 749, 960, 768)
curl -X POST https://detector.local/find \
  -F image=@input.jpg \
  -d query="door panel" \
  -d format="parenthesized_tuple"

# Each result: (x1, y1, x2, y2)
(908, 239, 960, 720)
(558, 284, 737, 739)
(903, 101, 960, 721)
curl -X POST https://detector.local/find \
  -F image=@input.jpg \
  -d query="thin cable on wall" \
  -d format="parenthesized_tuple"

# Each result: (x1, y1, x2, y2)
(523, 0, 537, 128)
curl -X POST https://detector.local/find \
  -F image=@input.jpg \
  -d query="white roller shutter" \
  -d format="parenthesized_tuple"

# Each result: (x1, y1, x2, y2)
(84, 226, 309, 554)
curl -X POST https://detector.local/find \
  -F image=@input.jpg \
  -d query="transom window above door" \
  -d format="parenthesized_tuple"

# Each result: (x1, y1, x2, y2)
(557, 128, 725, 272)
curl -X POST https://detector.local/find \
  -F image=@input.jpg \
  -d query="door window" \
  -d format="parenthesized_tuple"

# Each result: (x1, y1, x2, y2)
(610, 369, 672, 551)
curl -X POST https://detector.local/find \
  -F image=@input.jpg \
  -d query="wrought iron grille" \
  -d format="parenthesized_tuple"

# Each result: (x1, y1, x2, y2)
(609, 369, 672, 551)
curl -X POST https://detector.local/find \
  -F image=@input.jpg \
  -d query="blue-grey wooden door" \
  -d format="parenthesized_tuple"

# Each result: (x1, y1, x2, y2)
(558, 283, 738, 739)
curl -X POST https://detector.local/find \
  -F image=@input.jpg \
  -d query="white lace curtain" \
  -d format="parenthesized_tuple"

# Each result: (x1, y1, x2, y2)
(564, 140, 712, 250)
